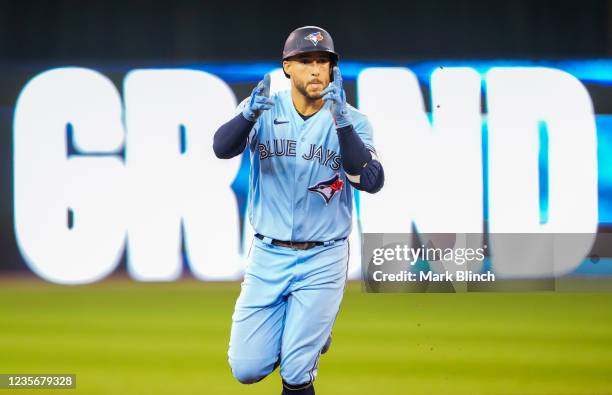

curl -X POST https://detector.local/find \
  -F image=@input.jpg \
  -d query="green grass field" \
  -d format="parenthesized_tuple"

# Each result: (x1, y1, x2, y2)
(1, 276, 611, 395)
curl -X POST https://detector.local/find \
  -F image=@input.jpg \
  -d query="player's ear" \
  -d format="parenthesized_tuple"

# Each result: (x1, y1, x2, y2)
(282, 60, 291, 79)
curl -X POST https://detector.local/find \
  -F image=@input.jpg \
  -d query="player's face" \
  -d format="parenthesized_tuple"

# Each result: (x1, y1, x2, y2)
(284, 52, 332, 100)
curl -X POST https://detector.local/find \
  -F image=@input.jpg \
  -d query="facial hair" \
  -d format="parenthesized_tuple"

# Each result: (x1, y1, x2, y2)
(295, 79, 324, 101)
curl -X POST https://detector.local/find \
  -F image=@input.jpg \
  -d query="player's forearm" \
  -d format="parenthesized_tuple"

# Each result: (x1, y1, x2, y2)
(336, 125, 371, 173)
(213, 113, 255, 159)
(336, 125, 385, 193)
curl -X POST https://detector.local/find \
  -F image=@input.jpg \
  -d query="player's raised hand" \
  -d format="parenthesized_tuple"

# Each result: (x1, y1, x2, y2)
(322, 66, 351, 128)
(242, 73, 275, 122)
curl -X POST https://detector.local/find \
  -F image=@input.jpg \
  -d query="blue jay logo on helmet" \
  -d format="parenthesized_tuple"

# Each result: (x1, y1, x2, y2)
(308, 173, 344, 204)
(304, 32, 324, 46)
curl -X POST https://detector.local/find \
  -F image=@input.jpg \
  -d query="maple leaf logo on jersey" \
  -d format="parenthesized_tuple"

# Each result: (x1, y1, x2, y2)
(308, 173, 344, 205)
(304, 32, 324, 46)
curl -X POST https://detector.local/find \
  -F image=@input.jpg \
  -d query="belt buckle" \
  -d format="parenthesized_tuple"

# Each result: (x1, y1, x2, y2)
(273, 240, 295, 249)
(273, 239, 314, 250)
(289, 240, 306, 250)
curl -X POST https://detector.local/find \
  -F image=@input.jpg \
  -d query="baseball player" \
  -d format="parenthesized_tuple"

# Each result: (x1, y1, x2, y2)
(213, 26, 384, 394)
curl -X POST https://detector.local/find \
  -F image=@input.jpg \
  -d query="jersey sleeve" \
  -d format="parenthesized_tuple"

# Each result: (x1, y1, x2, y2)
(236, 97, 259, 147)
(351, 111, 378, 158)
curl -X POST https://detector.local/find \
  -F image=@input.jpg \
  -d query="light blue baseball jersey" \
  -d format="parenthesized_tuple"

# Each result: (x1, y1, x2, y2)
(237, 89, 377, 242)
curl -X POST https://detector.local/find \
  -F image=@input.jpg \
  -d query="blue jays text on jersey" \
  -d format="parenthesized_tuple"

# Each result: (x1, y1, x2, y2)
(256, 138, 342, 171)
(237, 89, 377, 242)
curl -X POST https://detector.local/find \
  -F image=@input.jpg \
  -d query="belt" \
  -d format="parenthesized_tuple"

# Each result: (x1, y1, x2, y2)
(255, 233, 346, 250)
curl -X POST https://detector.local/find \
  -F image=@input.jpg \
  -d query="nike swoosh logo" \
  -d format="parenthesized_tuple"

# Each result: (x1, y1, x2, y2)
(274, 119, 289, 125)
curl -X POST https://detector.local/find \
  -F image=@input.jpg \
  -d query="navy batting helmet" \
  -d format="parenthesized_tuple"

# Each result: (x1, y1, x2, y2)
(282, 26, 339, 78)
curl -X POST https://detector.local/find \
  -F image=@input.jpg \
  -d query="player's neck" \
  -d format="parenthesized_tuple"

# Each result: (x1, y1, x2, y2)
(291, 88, 324, 117)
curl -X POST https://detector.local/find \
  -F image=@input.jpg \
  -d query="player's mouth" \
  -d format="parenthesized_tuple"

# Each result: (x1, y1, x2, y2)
(308, 80, 323, 88)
